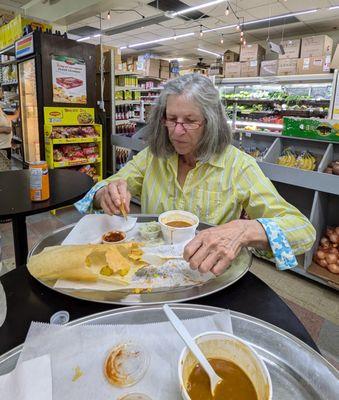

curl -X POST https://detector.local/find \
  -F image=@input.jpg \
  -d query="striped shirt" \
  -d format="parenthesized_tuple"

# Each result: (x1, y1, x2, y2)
(76, 145, 315, 270)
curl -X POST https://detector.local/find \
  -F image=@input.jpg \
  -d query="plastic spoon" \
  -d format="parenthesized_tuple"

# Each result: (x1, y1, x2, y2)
(163, 304, 222, 396)
(142, 253, 183, 266)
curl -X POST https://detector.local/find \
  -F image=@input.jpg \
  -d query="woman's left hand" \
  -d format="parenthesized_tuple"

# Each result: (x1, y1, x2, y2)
(183, 220, 268, 275)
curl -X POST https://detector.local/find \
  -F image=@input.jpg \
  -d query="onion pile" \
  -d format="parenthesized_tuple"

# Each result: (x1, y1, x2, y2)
(313, 227, 339, 274)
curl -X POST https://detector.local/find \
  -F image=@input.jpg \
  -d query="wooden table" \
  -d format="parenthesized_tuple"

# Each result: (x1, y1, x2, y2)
(0, 169, 93, 267)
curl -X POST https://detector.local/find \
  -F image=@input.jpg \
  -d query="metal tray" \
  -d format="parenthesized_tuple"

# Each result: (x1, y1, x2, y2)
(0, 304, 337, 398)
(27, 215, 252, 305)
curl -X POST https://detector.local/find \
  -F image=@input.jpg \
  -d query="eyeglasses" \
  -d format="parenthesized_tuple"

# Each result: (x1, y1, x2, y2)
(163, 119, 204, 130)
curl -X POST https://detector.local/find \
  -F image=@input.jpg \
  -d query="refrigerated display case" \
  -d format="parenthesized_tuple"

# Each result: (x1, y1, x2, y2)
(18, 58, 40, 162)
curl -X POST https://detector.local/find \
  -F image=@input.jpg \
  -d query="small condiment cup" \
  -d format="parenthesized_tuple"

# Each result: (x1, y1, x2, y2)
(102, 230, 126, 244)
(158, 210, 199, 244)
(178, 331, 272, 400)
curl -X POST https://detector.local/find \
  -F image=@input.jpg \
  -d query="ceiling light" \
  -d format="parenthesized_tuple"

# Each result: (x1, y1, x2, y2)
(172, 0, 226, 17)
(236, 23, 240, 31)
(203, 8, 318, 33)
(197, 48, 222, 57)
(107, 10, 111, 20)
(243, 38, 247, 45)
(125, 32, 195, 49)
(240, 30, 244, 37)
(77, 36, 90, 42)
(329, 5, 339, 10)
(200, 25, 204, 37)
(225, 2, 229, 16)
(220, 34, 224, 44)
(93, 34, 101, 38)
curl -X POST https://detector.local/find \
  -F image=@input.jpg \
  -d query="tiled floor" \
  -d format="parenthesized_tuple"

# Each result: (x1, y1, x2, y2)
(0, 206, 338, 370)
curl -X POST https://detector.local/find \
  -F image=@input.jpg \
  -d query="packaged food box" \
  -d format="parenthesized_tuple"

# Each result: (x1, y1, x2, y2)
(297, 56, 331, 74)
(301, 35, 333, 58)
(277, 59, 298, 75)
(240, 61, 260, 77)
(283, 117, 339, 142)
(224, 50, 239, 63)
(224, 62, 241, 78)
(260, 60, 278, 76)
(240, 44, 265, 62)
(279, 39, 301, 59)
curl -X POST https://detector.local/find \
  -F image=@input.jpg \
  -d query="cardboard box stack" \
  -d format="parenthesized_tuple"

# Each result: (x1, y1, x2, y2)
(223, 50, 240, 78)
(277, 59, 298, 75)
(297, 35, 333, 74)
(238, 44, 265, 77)
(224, 62, 241, 78)
(260, 60, 278, 77)
(279, 39, 301, 59)
(96, 45, 122, 72)
(160, 59, 170, 79)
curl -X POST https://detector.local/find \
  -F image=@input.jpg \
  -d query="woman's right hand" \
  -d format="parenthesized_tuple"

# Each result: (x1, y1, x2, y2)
(94, 179, 131, 215)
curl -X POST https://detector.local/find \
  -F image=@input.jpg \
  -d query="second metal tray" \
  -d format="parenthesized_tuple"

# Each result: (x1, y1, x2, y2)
(0, 304, 337, 398)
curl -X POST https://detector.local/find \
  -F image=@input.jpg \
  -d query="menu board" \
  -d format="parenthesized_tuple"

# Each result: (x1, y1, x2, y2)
(52, 55, 87, 104)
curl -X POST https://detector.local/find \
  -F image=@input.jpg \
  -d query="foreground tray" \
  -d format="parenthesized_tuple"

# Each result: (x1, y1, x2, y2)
(0, 304, 337, 398)
(27, 215, 252, 305)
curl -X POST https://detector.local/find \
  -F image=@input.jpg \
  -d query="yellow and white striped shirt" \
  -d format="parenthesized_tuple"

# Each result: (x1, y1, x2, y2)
(76, 145, 315, 268)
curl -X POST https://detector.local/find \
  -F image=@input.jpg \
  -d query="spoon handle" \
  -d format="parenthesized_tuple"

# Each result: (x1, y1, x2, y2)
(163, 304, 217, 379)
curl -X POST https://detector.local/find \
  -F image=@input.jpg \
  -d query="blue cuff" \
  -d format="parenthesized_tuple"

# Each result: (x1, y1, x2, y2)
(257, 218, 298, 271)
(74, 180, 108, 214)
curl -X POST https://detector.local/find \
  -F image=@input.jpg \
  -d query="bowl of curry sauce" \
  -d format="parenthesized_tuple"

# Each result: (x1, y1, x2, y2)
(158, 210, 199, 244)
(178, 331, 272, 400)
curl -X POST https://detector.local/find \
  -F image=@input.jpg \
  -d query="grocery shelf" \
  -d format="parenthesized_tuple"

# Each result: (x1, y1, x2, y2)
(235, 120, 283, 129)
(223, 98, 330, 105)
(53, 158, 101, 168)
(115, 86, 140, 91)
(12, 135, 22, 142)
(0, 59, 17, 66)
(216, 74, 334, 85)
(258, 161, 339, 196)
(115, 100, 141, 105)
(235, 129, 339, 145)
(51, 137, 101, 144)
(112, 134, 146, 152)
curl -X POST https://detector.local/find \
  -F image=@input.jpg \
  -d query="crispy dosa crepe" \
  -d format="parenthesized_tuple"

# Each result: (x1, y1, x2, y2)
(27, 243, 143, 284)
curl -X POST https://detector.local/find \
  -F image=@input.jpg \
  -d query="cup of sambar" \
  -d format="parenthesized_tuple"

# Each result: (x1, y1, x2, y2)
(178, 331, 272, 400)
(158, 210, 199, 244)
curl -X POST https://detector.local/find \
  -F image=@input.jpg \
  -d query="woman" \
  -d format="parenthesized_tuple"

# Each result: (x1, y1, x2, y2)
(76, 74, 315, 275)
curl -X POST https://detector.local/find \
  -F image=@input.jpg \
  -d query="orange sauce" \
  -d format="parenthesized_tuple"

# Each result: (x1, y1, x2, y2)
(187, 358, 258, 400)
(165, 220, 192, 228)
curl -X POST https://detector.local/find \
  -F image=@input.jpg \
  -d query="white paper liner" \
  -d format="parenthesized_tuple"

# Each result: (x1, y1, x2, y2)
(18, 311, 232, 400)
(62, 214, 138, 245)
(0, 354, 52, 400)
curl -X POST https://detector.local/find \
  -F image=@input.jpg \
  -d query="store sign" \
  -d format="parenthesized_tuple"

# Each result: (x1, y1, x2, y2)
(44, 106, 94, 125)
(15, 34, 34, 58)
(51, 55, 87, 104)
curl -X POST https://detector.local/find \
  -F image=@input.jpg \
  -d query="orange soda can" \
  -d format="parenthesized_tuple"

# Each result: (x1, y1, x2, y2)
(29, 161, 50, 201)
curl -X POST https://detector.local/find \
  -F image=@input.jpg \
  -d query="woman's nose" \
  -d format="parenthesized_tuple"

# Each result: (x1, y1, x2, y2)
(173, 122, 186, 135)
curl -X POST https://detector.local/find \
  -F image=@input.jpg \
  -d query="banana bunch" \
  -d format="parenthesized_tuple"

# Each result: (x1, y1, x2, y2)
(277, 147, 316, 170)
(296, 151, 316, 171)
(277, 147, 297, 168)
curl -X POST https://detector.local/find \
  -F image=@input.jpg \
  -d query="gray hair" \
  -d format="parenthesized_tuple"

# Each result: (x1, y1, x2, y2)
(144, 73, 232, 162)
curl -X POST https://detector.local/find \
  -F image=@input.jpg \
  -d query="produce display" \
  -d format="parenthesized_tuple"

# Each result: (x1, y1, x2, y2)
(53, 143, 99, 163)
(222, 90, 328, 102)
(239, 146, 268, 160)
(324, 160, 339, 175)
(50, 125, 99, 139)
(277, 147, 317, 170)
(313, 227, 339, 274)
